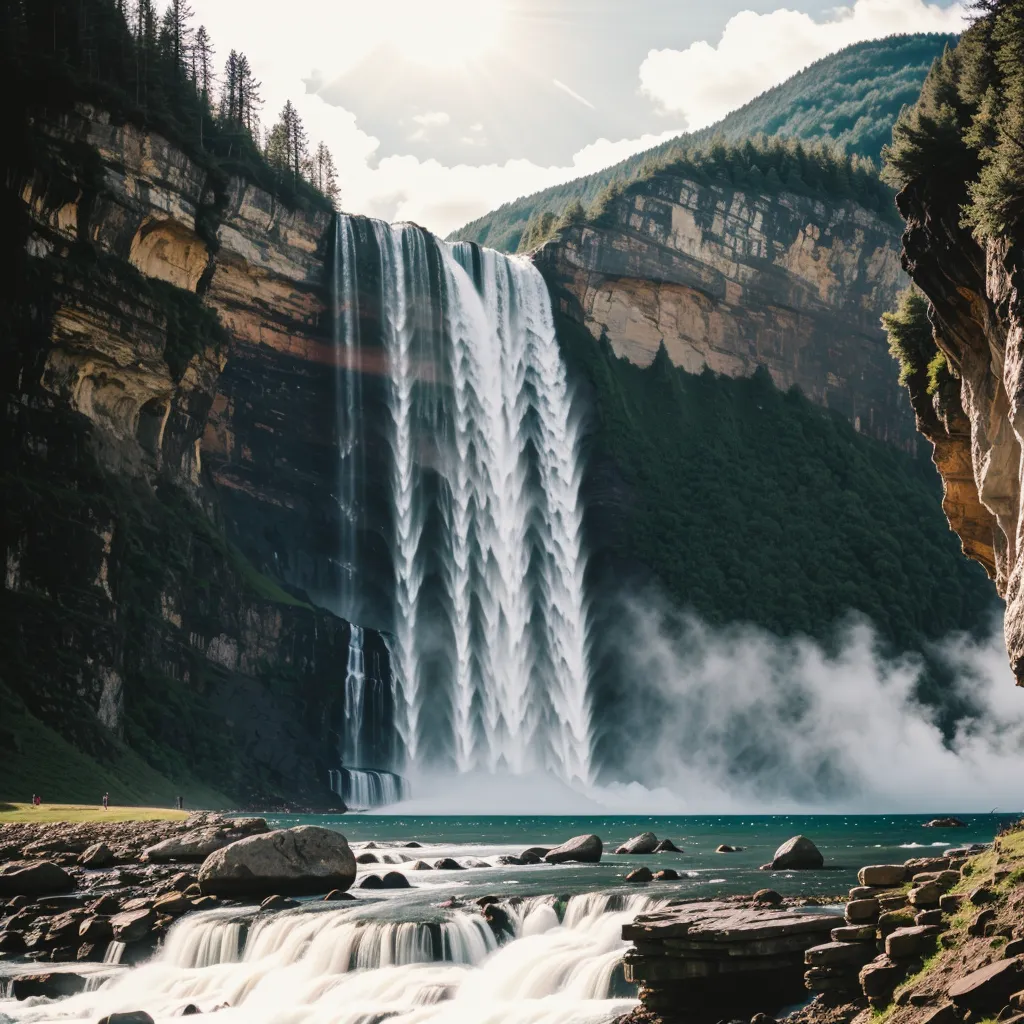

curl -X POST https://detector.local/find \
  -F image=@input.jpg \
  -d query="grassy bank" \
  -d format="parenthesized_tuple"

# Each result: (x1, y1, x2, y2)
(0, 802, 190, 824)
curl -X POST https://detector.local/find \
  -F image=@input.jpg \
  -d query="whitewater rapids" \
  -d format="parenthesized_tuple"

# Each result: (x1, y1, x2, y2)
(0, 892, 661, 1024)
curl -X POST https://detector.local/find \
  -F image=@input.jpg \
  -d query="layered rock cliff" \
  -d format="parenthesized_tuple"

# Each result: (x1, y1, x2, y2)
(893, 177, 1022, 680)
(1, 103, 390, 804)
(535, 174, 915, 449)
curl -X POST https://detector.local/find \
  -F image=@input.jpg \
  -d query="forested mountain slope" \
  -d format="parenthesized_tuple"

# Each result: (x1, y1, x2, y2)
(449, 33, 956, 253)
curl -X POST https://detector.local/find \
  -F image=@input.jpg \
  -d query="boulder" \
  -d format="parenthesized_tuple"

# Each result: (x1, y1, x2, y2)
(143, 827, 235, 863)
(908, 883, 942, 908)
(79, 916, 113, 942)
(520, 848, 550, 860)
(78, 842, 114, 869)
(626, 867, 653, 883)
(111, 909, 156, 942)
(846, 899, 880, 924)
(970, 886, 998, 906)
(616, 832, 659, 855)
(859, 865, 907, 887)
(483, 903, 512, 937)
(0, 861, 74, 897)
(518, 852, 542, 865)
(805, 941, 877, 967)
(885, 925, 940, 959)
(752, 889, 783, 906)
(11, 972, 87, 1000)
(433, 858, 463, 870)
(915, 910, 944, 927)
(197, 826, 356, 898)
(358, 874, 384, 889)
(948, 957, 1024, 1013)
(323, 890, 355, 902)
(408, 860, 432, 870)
(831, 924, 876, 942)
(716, 845, 742, 853)
(653, 839, 681, 853)
(544, 835, 602, 864)
(356, 853, 379, 864)
(769, 836, 823, 870)
(152, 892, 191, 915)
(97, 1014, 155, 1024)
(653, 869, 679, 881)
(923, 818, 966, 828)
(940, 893, 965, 914)
(860, 956, 908, 999)
(381, 872, 411, 889)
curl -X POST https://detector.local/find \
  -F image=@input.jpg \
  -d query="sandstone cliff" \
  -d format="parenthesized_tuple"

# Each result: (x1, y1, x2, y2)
(893, 178, 1020, 680)
(535, 174, 915, 449)
(1, 103, 386, 803)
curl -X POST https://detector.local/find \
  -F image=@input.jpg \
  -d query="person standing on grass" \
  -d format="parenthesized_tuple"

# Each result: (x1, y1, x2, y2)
(102, 793, 109, 811)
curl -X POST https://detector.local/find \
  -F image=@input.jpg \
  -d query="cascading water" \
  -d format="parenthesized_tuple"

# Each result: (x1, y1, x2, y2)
(337, 216, 594, 785)
(332, 215, 363, 622)
(343, 624, 366, 767)
(2, 892, 660, 1024)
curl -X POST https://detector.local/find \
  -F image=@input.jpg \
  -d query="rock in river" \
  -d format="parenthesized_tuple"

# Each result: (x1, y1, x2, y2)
(0, 860, 74, 897)
(616, 832, 659, 855)
(198, 825, 356, 898)
(544, 835, 602, 864)
(766, 836, 823, 870)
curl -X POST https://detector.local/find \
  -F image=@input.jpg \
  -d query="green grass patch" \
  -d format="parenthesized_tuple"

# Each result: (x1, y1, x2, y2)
(0, 803, 188, 824)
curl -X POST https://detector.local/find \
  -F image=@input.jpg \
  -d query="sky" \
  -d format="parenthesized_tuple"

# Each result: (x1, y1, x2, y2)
(171, 0, 968, 237)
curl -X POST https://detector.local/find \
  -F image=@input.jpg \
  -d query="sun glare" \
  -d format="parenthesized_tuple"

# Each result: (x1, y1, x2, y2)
(386, 0, 506, 68)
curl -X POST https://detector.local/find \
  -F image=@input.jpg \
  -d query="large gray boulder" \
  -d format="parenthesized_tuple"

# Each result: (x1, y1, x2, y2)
(544, 834, 602, 864)
(616, 832, 658, 855)
(768, 835, 824, 870)
(0, 860, 74, 897)
(143, 818, 268, 863)
(198, 826, 356, 897)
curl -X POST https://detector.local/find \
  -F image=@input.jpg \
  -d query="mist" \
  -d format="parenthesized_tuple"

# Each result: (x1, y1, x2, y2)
(380, 595, 1024, 816)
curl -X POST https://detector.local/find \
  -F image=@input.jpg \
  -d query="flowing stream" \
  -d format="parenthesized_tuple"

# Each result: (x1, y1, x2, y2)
(0, 892, 659, 1024)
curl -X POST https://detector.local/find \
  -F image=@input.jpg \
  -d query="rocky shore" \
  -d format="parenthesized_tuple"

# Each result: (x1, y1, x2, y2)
(0, 814, 279, 990)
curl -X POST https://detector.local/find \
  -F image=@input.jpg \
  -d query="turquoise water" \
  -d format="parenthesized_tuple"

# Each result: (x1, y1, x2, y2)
(261, 813, 1003, 900)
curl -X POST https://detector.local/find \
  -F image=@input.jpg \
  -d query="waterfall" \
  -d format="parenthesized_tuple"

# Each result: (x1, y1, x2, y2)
(343, 624, 366, 767)
(335, 215, 593, 786)
(13, 893, 663, 1023)
(329, 767, 407, 809)
(332, 216, 363, 622)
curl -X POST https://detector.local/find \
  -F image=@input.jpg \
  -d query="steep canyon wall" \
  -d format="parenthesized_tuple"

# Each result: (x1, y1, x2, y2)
(535, 174, 916, 449)
(1, 104, 391, 804)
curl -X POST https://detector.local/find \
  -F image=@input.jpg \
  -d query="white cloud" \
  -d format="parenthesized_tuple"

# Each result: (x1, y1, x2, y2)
(412, 112, 451, 128)
(640, 0, 968, 131)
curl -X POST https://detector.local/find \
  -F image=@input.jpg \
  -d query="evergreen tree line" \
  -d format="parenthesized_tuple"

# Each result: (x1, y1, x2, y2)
(453, 33, 953, 253)
(0, 0, 339, 208)
(518, 134, 898, 253)
(882, 0, 1024, 240)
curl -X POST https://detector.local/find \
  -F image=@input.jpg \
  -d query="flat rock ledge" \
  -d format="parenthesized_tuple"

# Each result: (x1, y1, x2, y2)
(622, 901, 841, 1021)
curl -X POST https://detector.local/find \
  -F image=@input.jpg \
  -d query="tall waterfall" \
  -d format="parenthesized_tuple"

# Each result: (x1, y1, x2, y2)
(336, 217, 594, 786)
(332, 216, 363, 621)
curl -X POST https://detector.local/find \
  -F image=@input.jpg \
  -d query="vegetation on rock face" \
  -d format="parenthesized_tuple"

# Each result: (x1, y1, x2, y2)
(557, 313, 997, 695)
(0, 0, 338, 211)
(450, 33, 956, 252)
(883, 4, 1024, 241)
(882, 288, 955, 399)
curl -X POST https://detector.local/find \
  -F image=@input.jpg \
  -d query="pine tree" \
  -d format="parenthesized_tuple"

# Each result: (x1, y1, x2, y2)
(237, 54, 262, 138)
(312, 142, 340, 205)
(164, 0, 193, 70)
(192, 26, 214, 99)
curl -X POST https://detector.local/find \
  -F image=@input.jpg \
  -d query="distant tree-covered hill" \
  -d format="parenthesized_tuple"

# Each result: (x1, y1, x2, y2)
(449, 33, 957, 253)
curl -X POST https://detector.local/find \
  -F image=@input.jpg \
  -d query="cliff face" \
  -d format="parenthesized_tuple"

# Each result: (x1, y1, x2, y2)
(535, 175, 916, 448)
(1, 104, 385, 803)
(894, 179, 1021, 679)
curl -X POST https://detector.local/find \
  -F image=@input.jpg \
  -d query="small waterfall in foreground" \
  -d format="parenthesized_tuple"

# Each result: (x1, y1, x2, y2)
(11, 892, 662, 1023)
(334, 216, 593, 785)
(328, 767, 407, 810)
